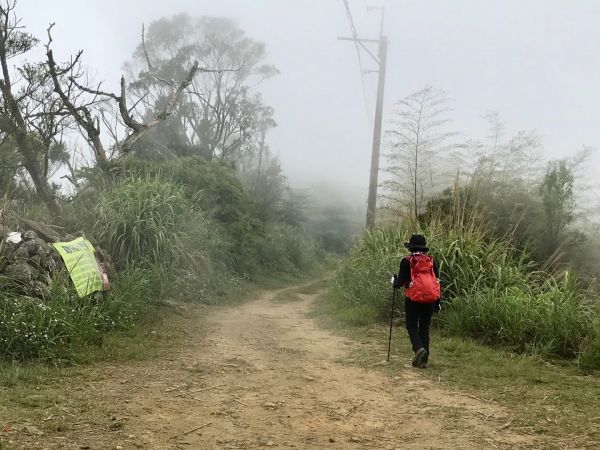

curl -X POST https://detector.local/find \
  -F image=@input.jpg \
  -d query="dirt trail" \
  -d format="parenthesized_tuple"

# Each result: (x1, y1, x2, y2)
(9, 285, 544, 449)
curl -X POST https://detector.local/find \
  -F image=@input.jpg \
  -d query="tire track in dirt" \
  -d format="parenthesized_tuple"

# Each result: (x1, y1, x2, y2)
(9, 285, 544, 449)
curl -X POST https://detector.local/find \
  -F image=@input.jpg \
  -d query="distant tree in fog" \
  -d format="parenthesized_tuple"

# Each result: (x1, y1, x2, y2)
(383, 85, 457, 220)
(539, 159, 575, 257)
(469, 111, 543, 197)
(125, 14, 278, 162)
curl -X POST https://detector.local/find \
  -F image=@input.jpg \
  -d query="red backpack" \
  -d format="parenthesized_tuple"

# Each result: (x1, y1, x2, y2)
(404, 254, 441, 303)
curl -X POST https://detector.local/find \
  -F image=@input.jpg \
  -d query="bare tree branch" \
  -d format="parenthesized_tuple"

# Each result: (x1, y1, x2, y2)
(120, 61, 199, 152)
(67, 76, 118, 101)
(46, 41, 108, 166)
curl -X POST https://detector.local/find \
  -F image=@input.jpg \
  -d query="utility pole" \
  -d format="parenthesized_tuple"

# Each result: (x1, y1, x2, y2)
(339, 6, 387, 228)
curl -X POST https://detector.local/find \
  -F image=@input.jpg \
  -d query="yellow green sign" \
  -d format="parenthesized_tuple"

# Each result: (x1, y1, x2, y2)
(53, 237, 104, 298)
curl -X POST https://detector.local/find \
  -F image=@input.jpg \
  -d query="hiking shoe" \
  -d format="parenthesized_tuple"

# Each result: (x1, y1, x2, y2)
(419, 362, 428, 369)
(413, 348, 428, 367)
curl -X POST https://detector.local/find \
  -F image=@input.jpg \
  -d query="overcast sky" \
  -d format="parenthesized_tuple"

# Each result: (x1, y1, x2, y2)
(17, 0, 600, 199)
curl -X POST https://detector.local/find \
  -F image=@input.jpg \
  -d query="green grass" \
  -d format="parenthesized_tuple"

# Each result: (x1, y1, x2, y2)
(0, 314, 180, 450)
(335, 223, 600, 368)
(0, 263, 169, 363)
(73, 174, 192, 267)
(312, 289, 600, 446)
(443, 282, 593, 359)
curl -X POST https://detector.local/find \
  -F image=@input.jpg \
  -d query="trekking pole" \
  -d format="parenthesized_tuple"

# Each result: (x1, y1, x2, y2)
(387, 284, 397, 362)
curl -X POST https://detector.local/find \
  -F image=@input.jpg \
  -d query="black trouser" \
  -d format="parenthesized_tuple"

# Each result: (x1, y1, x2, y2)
(405, 298, 434, 357)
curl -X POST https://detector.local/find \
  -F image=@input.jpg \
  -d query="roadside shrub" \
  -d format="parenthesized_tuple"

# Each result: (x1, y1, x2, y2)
(124, 157, 270, 273)
(579, 322, 600, 371)
(443, 281, 590, 358)
(431, 229, 535, 299)
(253, 225, 324, 275)
(68, 163, 325, 299)
(78, 175, 190, 266)
(229, 225, 324, 278)
(125, 157, 254, 226)
(335, 227, 407, 320)
(0, 265, 166, 362)
(170, 215, 234, 302)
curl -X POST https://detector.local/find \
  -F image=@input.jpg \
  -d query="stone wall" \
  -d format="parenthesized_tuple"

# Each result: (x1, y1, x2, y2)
(1, 220, 110, 299)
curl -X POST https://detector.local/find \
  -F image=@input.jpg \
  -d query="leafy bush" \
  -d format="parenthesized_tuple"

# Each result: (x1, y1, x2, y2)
(335, 227, 407, 320)
(125, 157, 255, 226)
(579, 322, 600, 370)
(443, 282, 591, 358)
(1, 151, 328, 363)
(0, 265, 167, 362)
(70, 163, 324, 283)
(253, 225, 324, 275)
(73, 175, 190, 266)
(124, 157, 273, 271)
(432, 229, 535, 299)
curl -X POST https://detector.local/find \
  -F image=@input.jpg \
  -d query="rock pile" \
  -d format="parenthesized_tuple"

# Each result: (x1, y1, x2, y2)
(0, 220, 109, 299)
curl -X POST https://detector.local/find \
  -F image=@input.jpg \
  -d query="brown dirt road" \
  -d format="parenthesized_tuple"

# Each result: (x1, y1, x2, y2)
(4, 285, 545, 449)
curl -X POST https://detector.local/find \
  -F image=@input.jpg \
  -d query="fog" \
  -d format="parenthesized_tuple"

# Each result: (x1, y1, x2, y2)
(18, 0, 600, 201)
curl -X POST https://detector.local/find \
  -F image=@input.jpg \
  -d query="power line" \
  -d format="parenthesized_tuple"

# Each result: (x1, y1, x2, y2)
(342, 0, 371, 119)
(338, 7, 388, 228)
(343, 0, 370, 116)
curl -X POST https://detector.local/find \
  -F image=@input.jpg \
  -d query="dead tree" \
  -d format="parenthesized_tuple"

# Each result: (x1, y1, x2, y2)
(45, 24, 199, 167)
(0, 0, 202, 219)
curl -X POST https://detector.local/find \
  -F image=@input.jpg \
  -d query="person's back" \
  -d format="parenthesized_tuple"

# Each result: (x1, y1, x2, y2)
(392, 234, 441, 368)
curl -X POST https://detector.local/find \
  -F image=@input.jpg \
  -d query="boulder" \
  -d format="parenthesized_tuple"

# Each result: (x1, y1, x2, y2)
(4, 263, 34, 285)
(22, 230, 38, 241)
(13, 245, 30, 259)
(21, 237, 48, 258)
(20, 219, 61, 243)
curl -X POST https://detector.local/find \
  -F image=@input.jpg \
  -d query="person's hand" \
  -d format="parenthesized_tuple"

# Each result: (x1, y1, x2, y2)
(433, 300, 441, 313)
(391, 275, 401, 289)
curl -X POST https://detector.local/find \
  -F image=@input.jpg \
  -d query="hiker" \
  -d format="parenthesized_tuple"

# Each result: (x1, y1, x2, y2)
(392, 234, 441, 368)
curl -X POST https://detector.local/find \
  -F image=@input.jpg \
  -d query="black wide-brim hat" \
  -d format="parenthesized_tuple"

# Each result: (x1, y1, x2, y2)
(403, 234, 429, 251)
